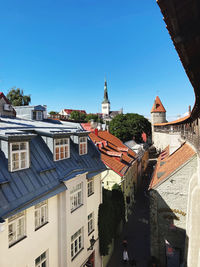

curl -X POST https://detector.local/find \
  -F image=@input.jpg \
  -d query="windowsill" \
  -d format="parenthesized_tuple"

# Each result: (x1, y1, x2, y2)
(54, 157, 70, 162)
(10, 166, 30, 172)
(79, 153, 87, 156)
(88, 192, 94, 197)
(71, 204, 83, 214)
(35, 221, 49, 231)
(9, 235, 27, 248)
(88, 229, 94, 236)
(71, 247, 84, 261)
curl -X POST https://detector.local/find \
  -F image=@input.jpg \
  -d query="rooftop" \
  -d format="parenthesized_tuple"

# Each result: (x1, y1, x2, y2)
(0, 116, 105, 219)
(149, 143, 196, 189)
(89, 130, 136, 177)
(151, 96, 166, 113)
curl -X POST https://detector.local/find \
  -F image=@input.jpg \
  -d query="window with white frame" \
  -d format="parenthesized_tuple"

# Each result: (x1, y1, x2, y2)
(36, 111, 43, 121)
(54, 138, 70, 161)
(71, 227, 83, 259)
(10, 142, 29, 172)
(8, 211, 26, 246)
(35, 200, 48, 230)
(87, 178, 94, 197)
(70, 182, 83, 212)
(79, 136, 87, 155)
(35, 250, 48, 267)
(88, 212, 94, 235)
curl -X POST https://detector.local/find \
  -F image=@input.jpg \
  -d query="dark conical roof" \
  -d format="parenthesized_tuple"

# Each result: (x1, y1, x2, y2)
(102, 80, 110, 104)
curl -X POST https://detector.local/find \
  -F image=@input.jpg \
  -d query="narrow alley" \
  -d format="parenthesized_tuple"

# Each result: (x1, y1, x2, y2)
(108, 153, 157, 267)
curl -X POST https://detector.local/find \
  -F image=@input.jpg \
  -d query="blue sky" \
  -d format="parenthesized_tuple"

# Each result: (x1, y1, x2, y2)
(0, 0, 194, 120)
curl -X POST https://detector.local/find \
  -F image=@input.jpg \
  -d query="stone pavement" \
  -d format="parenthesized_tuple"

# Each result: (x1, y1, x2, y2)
(107, 159, 157, 267)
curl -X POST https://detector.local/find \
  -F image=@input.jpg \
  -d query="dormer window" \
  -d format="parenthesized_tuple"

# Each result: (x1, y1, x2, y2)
(33, 111, 43, 121)
(79, 136, 87, 155)
(10, 142, 29, 172)
(54, 138, 70, 161)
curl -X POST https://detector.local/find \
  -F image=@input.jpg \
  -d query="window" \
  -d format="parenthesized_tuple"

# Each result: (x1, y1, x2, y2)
(10, 142, 29, 172)
(54, 138, 70, 161)
(36, 111, 43, 121)
(35, 200, 48, 230)
(87, 178, 94, 197)
(70, 182, 83, 212)
(33, 111, 43, 121)
(79, 136, 87, 155)
(71, 228, 83, 259)
(35, 251, 48, 267)
(8, 211, 26, 246)
(88, 212, 94, 235)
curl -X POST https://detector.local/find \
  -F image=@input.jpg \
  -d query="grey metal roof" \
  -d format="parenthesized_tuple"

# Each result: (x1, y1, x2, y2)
(0, 117, 106, 219)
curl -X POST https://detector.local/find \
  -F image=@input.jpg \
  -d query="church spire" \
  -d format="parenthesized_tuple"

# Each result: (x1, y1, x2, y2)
(102, 79, 110, 104)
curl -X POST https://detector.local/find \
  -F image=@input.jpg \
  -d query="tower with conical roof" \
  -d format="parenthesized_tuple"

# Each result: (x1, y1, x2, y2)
(101, 79, 110, 116)
(151, 96, 167, 142)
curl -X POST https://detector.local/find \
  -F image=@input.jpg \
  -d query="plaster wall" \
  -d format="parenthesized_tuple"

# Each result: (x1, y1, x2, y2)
(153, 132, 181, 152)
(101, 169, 121, 190)
(64, 173, 102, 267)
(0, 195, 59, 267)
(186, 155, 200, 267)
(150, 155, 197, 265)
(101, 103, 110, 115)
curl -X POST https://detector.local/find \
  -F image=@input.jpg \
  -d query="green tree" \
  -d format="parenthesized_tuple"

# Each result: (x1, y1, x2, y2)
(70, 111, 86, 122)
(86, 113, 103, 123)
(109, 113, 151, 143)
(49, 111, 58, 115)
(7, 87, 31, 106)
(86, 114, 98, 122)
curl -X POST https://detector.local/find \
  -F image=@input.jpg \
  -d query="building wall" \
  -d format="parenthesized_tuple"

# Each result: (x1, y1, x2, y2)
(101, 103, 110, 116)
(0, 195, 59, 267)
(0, 98, 15, 117)
(150, 155, 197, 266)
(142, 150, 149, 173)
(101, 169, 121, 190)
(186, 155, 200, 267)
(153, 131, 181, 152)
(151, 112, 166, 125)
(101, 164, 137, 220)
(64, 173, 102, 267)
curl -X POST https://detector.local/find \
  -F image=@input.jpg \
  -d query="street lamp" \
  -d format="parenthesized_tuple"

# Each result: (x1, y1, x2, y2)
(87, 235, 96, 251)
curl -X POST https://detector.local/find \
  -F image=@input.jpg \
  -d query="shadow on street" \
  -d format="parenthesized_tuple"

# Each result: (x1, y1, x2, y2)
(107, 152, 157, 267)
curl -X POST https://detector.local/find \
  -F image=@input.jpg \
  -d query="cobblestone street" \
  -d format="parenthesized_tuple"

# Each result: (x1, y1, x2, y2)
(108, 157, 157, 267)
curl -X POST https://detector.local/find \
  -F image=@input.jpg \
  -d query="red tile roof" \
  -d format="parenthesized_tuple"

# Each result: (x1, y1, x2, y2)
(149, 143, 196, 189)
(151, 96, 166, 113)
(81, 123, 95, 132)
(64, 109, 86, 115)
(89, 131, 136, 177)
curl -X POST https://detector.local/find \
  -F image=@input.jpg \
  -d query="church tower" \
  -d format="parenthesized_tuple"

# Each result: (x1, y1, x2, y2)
(101, 79, 110, 116)
(151, 96, 167, 142)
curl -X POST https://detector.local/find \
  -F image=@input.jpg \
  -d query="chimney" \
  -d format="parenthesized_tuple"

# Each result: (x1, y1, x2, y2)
(94, 128, 98, 136)
(189, 105, 191, 115)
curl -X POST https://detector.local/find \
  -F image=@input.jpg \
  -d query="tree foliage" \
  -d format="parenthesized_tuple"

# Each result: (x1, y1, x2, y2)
(109, 113, 151, 143)
(70, 111, 86, 122)
(86, 113, 103, 123)
(49, 111, 58, 115)
(98, 186, 125, 256)
(7, 87, 31, 106)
